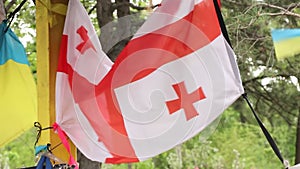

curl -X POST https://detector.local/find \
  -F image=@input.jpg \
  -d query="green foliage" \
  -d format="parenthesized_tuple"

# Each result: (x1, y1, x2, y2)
(222, 0, 300, 165)
(0, 128, 36, 168)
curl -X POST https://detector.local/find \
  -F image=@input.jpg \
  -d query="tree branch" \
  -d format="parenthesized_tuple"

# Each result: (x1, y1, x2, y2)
(259, 11, 300, 18)
(243, 74, 291, 85)
(129, 3, 161, 11)
(5, 0, 17, 12)
(286, 2, 300, 11)
(247, 86, 294, 125)
(88, 2, 161, 15)
(258, 3, 300, 18)
(111, 2, 161, 12)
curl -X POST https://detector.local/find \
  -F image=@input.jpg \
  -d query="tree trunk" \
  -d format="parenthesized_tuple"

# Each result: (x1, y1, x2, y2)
(295, 108, 300, 164)
(97, 0, 115, 60)
(107, 0, 131, 60)
(96, 0, 113, 27)
(0, 0, 5, 23)
(77, 150, 101, 169)
(97, 0, 131, 60)
(116, 0, 130, 18)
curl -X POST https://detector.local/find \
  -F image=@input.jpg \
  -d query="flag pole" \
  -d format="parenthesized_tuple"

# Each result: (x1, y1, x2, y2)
(212, 0, 232, 47)
(242, 94, 287, 167)
(36, 0, 76, 163)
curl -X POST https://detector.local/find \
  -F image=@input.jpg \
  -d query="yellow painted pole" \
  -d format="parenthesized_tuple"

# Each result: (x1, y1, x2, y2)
(36, 0, 76, 163)
(36, 0, 50, 144)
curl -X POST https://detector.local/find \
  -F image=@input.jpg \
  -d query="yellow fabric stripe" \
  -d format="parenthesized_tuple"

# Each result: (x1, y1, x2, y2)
(274, 36, 300, 59)
(0, 60, 37, 147)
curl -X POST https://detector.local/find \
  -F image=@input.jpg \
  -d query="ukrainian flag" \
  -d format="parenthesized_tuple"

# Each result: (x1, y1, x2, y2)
(0, 20, 37, 147)
(271, 29, 300, 59)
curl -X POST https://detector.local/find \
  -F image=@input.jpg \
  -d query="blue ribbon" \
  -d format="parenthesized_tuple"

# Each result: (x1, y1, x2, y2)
(36, 156, 53, 169)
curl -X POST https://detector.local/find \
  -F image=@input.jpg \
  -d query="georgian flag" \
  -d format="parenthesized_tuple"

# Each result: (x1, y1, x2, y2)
(56, 0, 244, 164)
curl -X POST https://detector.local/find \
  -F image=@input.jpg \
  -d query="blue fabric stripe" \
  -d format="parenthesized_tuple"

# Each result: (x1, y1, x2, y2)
(0, 21, 29, 65)
(271, 29, 300, 42)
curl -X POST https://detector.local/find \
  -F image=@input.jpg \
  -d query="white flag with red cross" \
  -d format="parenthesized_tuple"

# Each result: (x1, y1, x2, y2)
(55, 0, 244, 163)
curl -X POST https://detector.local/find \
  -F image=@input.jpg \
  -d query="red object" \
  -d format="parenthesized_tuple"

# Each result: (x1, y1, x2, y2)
(52, 123, 78, 169)
(166, 82, 206, 121)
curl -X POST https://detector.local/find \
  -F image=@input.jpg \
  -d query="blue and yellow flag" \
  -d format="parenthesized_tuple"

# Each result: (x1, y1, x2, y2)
(0, 21, 37, 147)
(271, 29, 300, 59)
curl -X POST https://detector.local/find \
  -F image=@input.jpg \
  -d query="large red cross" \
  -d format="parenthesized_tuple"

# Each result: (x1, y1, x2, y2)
(166, 82, 206, 121)
(76, 26, 96, 54)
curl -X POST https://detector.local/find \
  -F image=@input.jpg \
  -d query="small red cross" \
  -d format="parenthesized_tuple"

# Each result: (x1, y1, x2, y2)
(166, 82, 206, 121)
(76, 26, 96, 54)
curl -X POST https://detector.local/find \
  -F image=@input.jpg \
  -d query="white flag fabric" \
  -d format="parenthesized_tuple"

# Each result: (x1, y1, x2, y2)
(56, 0, 244, 163)
(55, 0, 113, 162)
(290, 164, 300, 169)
